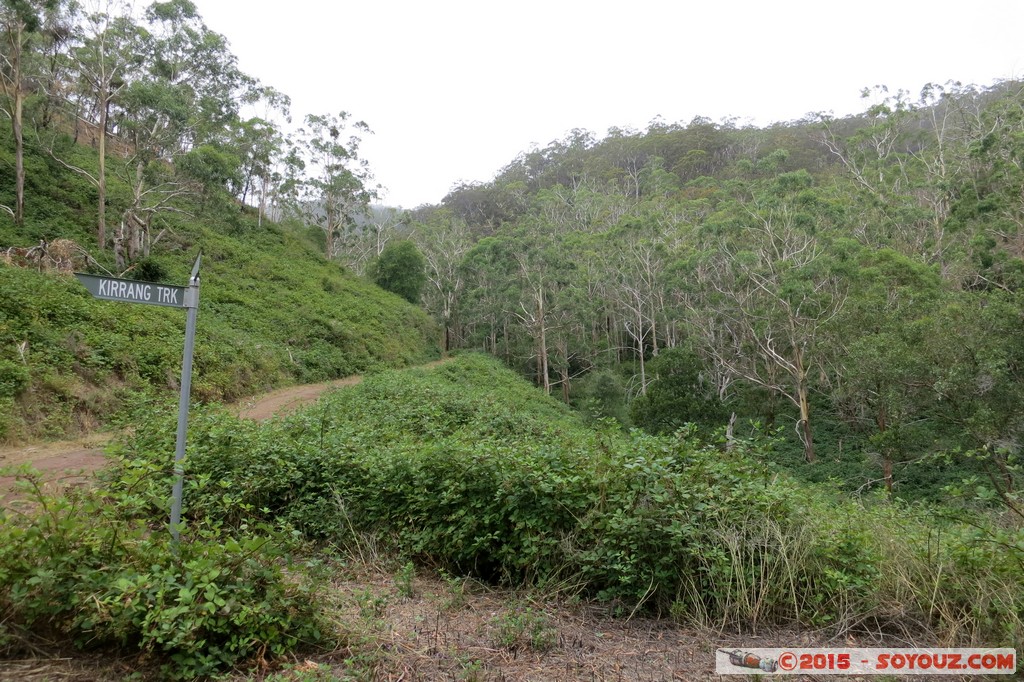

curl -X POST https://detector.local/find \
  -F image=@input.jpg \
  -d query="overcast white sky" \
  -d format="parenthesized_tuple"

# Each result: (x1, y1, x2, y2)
(189, 0, 1024, 209)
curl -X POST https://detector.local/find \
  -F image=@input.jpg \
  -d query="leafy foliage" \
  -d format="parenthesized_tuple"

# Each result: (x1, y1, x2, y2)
(0, 478, 325, 679)
(629, 347, 728, 433)
(406, 81, 1024, 502)
(113, 356, 1024, 647)
(369, 239, 427, 304)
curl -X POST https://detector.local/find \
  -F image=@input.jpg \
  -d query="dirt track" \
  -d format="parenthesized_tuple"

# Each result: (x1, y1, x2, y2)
(0, 371, 373, 505)
(0, 433, 110, 506)
(0, 360, 457, 505)
(233, 374, 364, 420)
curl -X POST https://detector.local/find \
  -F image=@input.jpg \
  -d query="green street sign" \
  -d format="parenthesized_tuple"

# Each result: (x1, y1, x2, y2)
(74, 273, 189, 308)
(74, 255, 202, 545)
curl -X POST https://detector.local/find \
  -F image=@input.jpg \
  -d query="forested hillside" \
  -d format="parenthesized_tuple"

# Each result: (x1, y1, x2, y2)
(397, 82, 1024, 500)
(0, 0, 1019, 500)
(0, 0, 436, 440)
(1, 1, 1023, 677)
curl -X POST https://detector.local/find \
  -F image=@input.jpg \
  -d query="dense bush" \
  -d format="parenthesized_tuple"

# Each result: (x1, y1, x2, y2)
(368, 240, 427, 304)
(628, 347, 729, 433)
(570, 367, 631, 425)
(0, 478, 325, 679)
(115, 354, 1024, 647)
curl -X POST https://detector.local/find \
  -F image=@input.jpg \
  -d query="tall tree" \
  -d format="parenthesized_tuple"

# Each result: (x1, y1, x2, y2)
(611, 218, 669, 395)
(229, 85, 290, 226)
(62, 0, 142, 249)
(0, 0, 61, 224)
(460, 236, 520, 360)
(686, 175, 846, 462)
(143, 0, 252, 147)
(369, 240, 426, 304)
(411, 207, 472, 354)
(832, 249, 945, 492)
(333, 204, 403, 275)
(291, 111, 375, 259)
(111, 0, 252, 264)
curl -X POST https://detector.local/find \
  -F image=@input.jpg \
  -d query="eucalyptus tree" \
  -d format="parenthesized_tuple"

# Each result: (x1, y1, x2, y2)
(229, 86, 290, 225)
(0, 0, 66, 224)
(550, 229, 617, 399)
(510, 225, 556, 395)
(817, 88, 916, 248)
(58, 0, 143, 249)
(459, 225, 571, 391)
(290, 111, 375, 260)
(460, 235, 522, 359)
(958, 81, 1024, 291)
(908, 82, 985, 270)
(505, 213, 599, 399)
(686, 173, 847, 463)
(25, 0, 70, 130)
(922, 293, 1024, 459)
(369, 240, 425, 304)
(599, 126, 646, 200)
(111, 0, 253, 264)
(610, 217, 670, 396)
(818, 84, 983, 276)
(143, 0, 253, 147)
(831, 248, 945, 492)
(223, 88, 286, 200)
(533, 177, 633, 235)
(410, 207, 472, 353)
(330, 204, 405, 275)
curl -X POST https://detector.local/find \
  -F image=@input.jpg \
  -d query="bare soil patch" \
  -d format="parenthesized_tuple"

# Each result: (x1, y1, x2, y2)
(232, 560, 970, 682)
(0, 433, 109, 508)
(234, 375, 364, 421)
(321, 564, 722, 681)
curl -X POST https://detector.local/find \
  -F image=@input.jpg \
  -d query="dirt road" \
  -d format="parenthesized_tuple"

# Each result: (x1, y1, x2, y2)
(0, 433, 110, 504)
(233, 374, 364, 420)
(0, 371, 376, 505)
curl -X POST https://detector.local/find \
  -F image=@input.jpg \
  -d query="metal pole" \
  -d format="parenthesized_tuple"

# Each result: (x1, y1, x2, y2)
(170, 254, 201, 544)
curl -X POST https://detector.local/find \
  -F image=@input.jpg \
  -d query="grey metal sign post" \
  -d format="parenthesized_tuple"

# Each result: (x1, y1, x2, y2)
(168, 255, 201, 543)
(75, 254, 201, 544)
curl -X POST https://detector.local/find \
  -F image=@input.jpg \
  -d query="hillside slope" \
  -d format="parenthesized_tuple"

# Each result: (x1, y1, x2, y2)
(0, 225, 437, 440)
(0, 125, 437, 440)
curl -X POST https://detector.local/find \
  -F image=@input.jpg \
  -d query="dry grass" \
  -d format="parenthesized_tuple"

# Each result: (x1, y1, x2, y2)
(0, 654, 138, 681)
(285, 559, 723, 681)
(223, 557, 979, 682)
(1, 551, 1006, 682)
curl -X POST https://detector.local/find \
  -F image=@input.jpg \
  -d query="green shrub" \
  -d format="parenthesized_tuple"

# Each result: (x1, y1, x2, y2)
(368, 240, 426, 304)
(490, 606, 557, 651)
(0, 359, 29, 398)
(629, 346, 729, 433)
(111, 355, 1024, 649)
(0, 477, 326, 679)
(571, 368, 630, 425)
